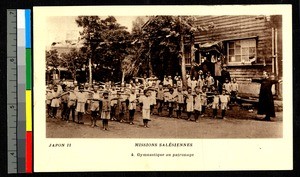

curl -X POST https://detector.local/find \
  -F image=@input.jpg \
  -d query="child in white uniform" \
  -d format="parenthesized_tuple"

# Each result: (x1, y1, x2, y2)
(185, 87, 194, 121)
(50, 85, 60, 119)
(89, 85, 101, 127)
(230, 78, 239, 105)
(193, 88, 202, 122)
(128, 89, 138, 125)
(100, 91, 112, 130)
(46, 84, 53, 117)
(67, 85, 77, 122)
(219, 90, 230, 119)
(110, 86, 118, 120)
(176, 87, 185, 119)
(156, 84, 164, 116)
(75, 85, 88, 124)
(165, 88, 177, 118)
(212, 90, 220, 119)
(139, 89, 152, 128)
(201, 86, 208, 117)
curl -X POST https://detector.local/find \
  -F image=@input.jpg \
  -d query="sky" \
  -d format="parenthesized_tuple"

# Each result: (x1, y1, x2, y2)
(46, 16, 144, 46)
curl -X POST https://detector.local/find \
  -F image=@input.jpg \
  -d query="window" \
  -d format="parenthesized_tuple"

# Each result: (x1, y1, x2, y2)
(227, 39, 256, 65)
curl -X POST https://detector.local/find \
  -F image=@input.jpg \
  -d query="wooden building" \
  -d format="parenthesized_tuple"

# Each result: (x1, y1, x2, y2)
(192, 15, 282, 97)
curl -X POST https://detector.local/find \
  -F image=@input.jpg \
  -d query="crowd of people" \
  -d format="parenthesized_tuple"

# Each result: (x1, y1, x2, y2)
(46, 64, 242, 130)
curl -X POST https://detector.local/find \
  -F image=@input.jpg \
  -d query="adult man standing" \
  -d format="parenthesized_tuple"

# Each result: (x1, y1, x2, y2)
(220, 64, 231, 93)
(252, 71, 281, 121)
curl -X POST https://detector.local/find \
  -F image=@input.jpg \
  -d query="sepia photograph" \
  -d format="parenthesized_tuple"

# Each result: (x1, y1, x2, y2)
(45, 15, 283, 138)
(33, 5, 292, 172)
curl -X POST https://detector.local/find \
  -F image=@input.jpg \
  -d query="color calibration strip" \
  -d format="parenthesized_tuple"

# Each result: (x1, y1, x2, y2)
(18, 9, 32, 173)
(25, 9, 32, 173)
(7, 9, 32, 174)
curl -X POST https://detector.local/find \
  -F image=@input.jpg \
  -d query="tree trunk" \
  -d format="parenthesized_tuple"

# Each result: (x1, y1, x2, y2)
(121, 71, 125, 83)
(72, 70, 76, 82)
(148, 43, 153, 77)
(88, 57, 92, 85)
(148, 58, 153, 77)
(180, 35, 187, 86)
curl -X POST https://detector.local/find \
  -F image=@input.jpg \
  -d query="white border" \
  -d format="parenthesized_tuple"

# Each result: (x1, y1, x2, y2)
(33, 5, 293, 172)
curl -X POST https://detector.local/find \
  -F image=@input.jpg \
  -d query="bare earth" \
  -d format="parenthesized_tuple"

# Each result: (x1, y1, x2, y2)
(46, 106, 282, 138)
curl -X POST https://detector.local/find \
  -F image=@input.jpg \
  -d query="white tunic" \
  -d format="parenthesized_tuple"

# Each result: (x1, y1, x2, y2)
(128, 93, 137, 110)
(212, 95, 220, 109)
(139, 96, 152, 120)
(50, 91, 60, 107)
(194, 94, 202, 111)
(90, 91, 101, 111)
(186, 94, 194, 112)
(219, 94, 230, 110)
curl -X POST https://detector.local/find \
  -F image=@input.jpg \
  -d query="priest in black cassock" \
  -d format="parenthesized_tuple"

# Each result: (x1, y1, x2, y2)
(251, 71, 282, 121)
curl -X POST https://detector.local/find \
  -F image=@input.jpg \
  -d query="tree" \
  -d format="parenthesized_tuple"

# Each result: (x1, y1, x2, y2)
(46, 49, 60, 68)
(60, 48, 88, 82)
(75, 16, 132, 83)
(132, 16, 147, 37)
(139, 16, 199, 85)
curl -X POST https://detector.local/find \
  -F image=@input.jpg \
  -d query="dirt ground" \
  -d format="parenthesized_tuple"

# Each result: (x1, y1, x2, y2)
(46, 105, 283, 138)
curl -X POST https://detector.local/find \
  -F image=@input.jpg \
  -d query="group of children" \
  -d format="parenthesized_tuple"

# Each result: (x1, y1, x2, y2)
(46, 75, 239, 130)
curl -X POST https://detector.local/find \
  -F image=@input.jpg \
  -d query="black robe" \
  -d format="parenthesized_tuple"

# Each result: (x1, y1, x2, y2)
(252, 78, 278, 117)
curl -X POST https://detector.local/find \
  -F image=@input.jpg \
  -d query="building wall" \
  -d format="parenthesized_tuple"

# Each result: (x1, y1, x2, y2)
(193, 15, 282, 97)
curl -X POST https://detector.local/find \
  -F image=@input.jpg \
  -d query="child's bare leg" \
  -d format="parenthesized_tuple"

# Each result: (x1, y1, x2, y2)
(187, 112, 192, 121)
(221, 109, 226, 119)
(194, 110, 200, 122)
(212, 109, 217, 118)
(102, 119, 105, 129)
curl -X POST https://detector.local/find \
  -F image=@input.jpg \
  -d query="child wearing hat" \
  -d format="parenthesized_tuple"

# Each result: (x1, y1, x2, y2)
(60, 86, 70, 121)
(156, 83, 165, 116)
(75, 85, 88, 124)
(50, 85, 60, 119)
(109, 85, 118, 121)
(185, 87, 194, 121)
(119, 84, 130, 123)
(230, 78, 239, 105)
(211, 90, 220, 119)
(175, 87, 185, 119)
(46, 84, 53, 118)
(89, 85, 101, 127)
(128, 88, 138, 125)
(193, 87, 202, 122)
(206, 72, 215, 91)
(164, 88, 177, 118)
(66, 85, 77, 122)
(100, 90, 112, 130)
(201, 86, 208, 117)
(219, 89, 230, 119)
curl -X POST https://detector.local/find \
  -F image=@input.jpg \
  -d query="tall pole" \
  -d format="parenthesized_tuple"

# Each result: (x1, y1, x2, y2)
(89, 56, 92, 85)
(275, 28, 278, 77)
(179, 17, 187, 86)
(275, 28, 279, 97)
(271, 28, 274, 73)
(89, 33, 94, 86)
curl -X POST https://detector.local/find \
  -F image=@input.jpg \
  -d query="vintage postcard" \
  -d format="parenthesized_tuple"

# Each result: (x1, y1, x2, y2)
(33, 5, 293, 172)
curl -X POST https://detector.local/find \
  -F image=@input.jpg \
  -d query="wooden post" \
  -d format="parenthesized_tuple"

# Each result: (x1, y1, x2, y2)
(275, 28, 279, 77)
(271, 27, 274, 73)
(179, 17, 187, 86)
(275, 28, 279, 97)
(180, 34, 187, 86)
